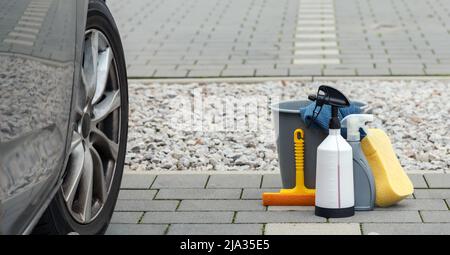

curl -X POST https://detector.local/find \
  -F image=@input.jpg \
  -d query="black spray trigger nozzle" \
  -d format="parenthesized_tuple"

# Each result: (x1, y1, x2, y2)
(313, 85, 350, 108)
(308, 85, 351, 129)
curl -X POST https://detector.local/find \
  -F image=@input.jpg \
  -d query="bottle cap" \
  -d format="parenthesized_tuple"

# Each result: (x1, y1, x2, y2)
(341, 114, 374, 141)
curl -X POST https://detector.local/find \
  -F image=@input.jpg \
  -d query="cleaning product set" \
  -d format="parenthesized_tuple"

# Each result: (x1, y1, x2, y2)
(263, 85, 413, 218)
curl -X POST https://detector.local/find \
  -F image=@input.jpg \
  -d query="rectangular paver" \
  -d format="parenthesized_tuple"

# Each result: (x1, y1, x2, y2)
(235, 211, 326, 223)
(221, 68, 255, 77)
(207, 174, 262, 188)
(421, 211, 450, 223)
(329, 211, 421, 223)
(265, 223, 361, 235)
(154, 69, 187, 78)
(118, 190, 157, 200)
(188, 69, 224, 77)
(115, 200, 179, 212)
(178, 200, 265, 211)
(375, 199, 448, 211)
(362, 223, 450, 235)
(261, 174, 282, 188)
(168, 224, 263, 235)
(408, 174, 428, 188)
(141, 211, 233, 224)
(106, 224, 168, 235)
(424, 174, 450, 188)
(255, 68, 288, 76)
(152, 174, 209, 189)
(120, 174, 155, 189)
(111, 212, 143, 224)
(155, 188, 242, 200)
(267, 206, 314, 211)
(242, 188, 278, 199)
(413, 189, 450, 199)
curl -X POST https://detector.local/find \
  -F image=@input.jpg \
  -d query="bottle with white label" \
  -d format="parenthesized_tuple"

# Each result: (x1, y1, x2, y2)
(308, 85, 355, 218)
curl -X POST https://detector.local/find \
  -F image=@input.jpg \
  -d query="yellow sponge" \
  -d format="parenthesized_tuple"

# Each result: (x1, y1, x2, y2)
(361, 129, 413, 207)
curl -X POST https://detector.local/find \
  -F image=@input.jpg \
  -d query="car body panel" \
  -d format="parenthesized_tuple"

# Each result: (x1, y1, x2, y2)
(0, 0, 89, 235)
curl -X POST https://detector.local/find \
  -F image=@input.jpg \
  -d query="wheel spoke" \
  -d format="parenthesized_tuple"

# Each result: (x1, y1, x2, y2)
(91, 147, 107, 203)
(93, 47, 113, 104)
(81, 68, 95, 104)
(78, 148, 94, 223)
(92, 90, 120, 123)
(83, 30, 99, 101)
(91, 127, 119, 161)
(62, 140, 85, 209)
(70, 132, 82, 153)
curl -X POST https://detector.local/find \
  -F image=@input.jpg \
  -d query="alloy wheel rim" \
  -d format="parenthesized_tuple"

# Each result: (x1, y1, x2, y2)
(62, 29, 121, 224)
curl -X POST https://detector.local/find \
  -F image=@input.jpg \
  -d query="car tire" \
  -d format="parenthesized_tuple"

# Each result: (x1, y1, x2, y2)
(32, 0, 128, 235)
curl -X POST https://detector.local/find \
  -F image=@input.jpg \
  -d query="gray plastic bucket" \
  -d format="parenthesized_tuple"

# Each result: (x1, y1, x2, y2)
(271, 100, 367, 189)
(271, 100, 326, 189)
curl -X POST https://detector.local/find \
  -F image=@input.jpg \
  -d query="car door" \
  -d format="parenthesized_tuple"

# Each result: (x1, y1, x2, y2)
(0, 0, 80, 234)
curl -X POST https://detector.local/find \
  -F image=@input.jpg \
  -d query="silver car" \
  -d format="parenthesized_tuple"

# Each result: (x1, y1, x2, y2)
(0, 0, 128, 234)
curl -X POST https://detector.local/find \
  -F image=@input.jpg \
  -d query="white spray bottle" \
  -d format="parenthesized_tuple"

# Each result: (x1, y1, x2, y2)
(309, 85, 355, 218)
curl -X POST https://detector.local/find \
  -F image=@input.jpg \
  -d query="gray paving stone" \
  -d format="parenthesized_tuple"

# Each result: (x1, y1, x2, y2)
(126, 66, 155, 77)
(111, 212, 143, 224)
(207, 174, 262, 188)
(425, 68, 450, 75)
(289, 68, 322, 76)
(168, 224, 263, 235)
(356, 68, 391, 76)
(323, 68, 357, 76)
(120, 174, 155, 189)
(152, 174, 209, 189)
(115, 200, 179, 212)
(329, 211, 421, 223)
(267, 206, 314, 211)
(421, 211, 450, 223)
(413, 189, 450, 199)
(362, 223, 450, 235)
(188, 69, 224, 77)
(424, 174, 450, 188)
(255, 68, 288, 76)
(375, 199, 447, 211)
(106, 224, 167, 235)
(408, 174, 428, 188)
(265, 223, 361, 235)
(235, 211, 325, 223)
(155, 188, 242, 200)
(142, 211, 233, 224)
(178, 200, 265, 211)
(81, 0, 450, 77)
(118, 190, 157, 200)
(154, 69, 188, 78)
(390, 67, 425, 75)
(242, 188, 278, 199)
(179, 64, 226, 70)
(222, 68, 255, 77)
(261, 174, 282, 188)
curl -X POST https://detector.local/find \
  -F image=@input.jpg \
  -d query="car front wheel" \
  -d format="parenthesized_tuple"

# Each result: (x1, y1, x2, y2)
(33, 0, 128, 235)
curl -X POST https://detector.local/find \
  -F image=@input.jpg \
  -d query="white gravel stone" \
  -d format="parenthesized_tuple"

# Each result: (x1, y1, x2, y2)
(126, 80, 450, 172)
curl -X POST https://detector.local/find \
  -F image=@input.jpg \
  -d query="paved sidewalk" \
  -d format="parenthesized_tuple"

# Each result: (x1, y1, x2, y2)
(108, 0, 450, 78)
(107, 172, 450, 235)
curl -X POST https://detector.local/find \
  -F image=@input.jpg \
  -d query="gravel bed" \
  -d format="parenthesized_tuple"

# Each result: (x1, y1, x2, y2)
(126, 80, 450, 172)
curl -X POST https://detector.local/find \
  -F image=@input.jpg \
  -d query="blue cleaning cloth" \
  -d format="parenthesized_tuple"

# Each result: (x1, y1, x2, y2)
(299, 102, 365, 137)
